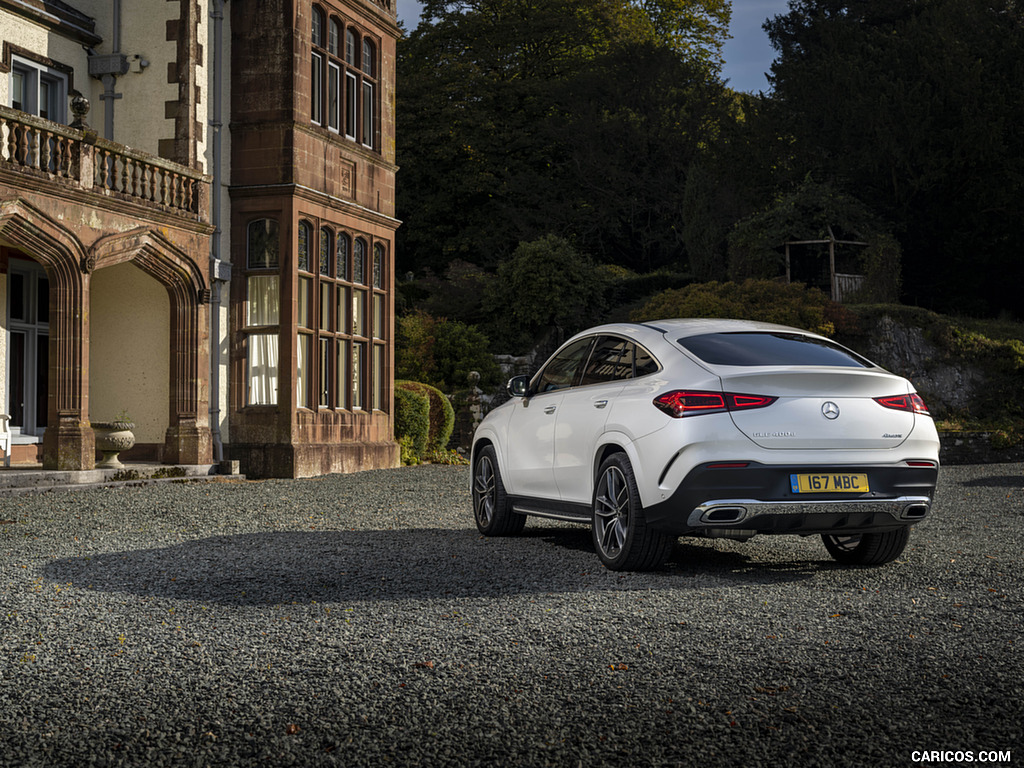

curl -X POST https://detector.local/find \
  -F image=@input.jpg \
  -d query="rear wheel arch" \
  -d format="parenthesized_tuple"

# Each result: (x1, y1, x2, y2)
(593, 443, 624, 485)
(592, 436, 654, 507)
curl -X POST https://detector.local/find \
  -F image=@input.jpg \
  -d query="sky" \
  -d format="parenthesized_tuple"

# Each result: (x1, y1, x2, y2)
(395, 0, 791, 94)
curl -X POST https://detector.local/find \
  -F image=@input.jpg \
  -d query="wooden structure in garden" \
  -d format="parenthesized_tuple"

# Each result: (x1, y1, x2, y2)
(784, 226, 868, 303)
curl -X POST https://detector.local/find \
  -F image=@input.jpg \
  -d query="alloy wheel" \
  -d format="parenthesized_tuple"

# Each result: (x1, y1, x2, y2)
(474, 454, 496, 528)
(594, 465, 630, 559)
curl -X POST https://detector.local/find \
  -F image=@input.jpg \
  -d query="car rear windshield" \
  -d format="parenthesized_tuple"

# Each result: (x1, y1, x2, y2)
(677, 332, 873, 368)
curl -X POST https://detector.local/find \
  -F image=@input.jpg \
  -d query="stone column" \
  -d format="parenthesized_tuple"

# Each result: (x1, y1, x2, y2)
(43, 263, 94, 470)
(162, 282, 213, 464)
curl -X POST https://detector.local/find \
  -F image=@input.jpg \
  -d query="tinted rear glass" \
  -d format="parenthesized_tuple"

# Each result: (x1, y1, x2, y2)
(678, 332, 872, 368)
(580, 336, 632, 386)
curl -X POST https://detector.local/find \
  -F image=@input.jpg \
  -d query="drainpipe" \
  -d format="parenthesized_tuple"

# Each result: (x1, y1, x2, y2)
(208, 0, 229, 465)
(88, 0, 128, 140)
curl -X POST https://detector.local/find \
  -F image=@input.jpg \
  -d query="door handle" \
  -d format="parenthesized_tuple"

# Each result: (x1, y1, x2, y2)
(544, 405, 557, 415)
(594, 400, 608, 409)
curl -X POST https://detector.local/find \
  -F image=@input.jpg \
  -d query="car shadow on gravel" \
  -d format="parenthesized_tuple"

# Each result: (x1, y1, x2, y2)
(527, 526, 829, 581)
(43, 526, 824, 604)
(959, 474, 1024, 488)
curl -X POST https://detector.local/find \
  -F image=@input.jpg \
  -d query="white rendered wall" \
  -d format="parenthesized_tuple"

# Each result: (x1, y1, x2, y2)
(89, 262, 170, 445)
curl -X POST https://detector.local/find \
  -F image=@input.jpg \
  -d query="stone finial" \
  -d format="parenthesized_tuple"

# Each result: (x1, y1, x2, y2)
(70, 91, 91, 130)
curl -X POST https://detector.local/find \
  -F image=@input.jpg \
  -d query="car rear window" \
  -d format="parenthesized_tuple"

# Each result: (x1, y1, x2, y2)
(677, 332, 872, 368)
(579, 336, 661, 386)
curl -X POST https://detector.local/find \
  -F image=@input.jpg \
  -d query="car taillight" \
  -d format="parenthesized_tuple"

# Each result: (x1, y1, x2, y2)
(874, 393, 930, 416)
(653, 390, 777, 418)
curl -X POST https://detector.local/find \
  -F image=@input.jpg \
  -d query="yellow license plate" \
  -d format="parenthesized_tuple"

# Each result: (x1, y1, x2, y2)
(790, 473, 869, 493)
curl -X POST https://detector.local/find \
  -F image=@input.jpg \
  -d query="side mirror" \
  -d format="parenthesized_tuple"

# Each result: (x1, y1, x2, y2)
(506, 375, 530, 398)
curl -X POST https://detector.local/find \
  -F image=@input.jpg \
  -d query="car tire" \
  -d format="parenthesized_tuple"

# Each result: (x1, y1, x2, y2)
(472, 445, 526, 536)
(592, 453, 673, 571)
(821, 527, 910, 565)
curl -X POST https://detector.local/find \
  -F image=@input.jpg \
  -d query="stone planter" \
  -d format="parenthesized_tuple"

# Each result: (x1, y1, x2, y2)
(91, 421, 136, 469)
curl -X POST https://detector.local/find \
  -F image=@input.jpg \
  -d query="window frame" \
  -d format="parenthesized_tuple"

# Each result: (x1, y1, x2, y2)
(296, 220, 316, 409)
(532, 337, 595, 394)
(370, 243, 388, 410)
(10, 55, 68, 122)
(292, 222, 389, 414)
(327, 60, 341, 132)
(311, 51, 324, 126)
(244, 218, 282, 407)
(310, 15, 379, 150)
(577, 335, 662, 386)
(579, 336, 633, 387)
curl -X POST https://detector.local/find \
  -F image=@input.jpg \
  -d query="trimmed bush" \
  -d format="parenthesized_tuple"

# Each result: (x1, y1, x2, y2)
(394, 386, 429, 462)
(396, 380, 455, 453)
(631, 279, 838, 337)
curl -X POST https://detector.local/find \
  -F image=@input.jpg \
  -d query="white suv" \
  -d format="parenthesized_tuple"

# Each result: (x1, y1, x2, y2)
(470, 319, 940, 571)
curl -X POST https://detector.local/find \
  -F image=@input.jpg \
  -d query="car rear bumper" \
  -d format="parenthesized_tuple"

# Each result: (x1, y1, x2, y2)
(644, 461, 938, 537)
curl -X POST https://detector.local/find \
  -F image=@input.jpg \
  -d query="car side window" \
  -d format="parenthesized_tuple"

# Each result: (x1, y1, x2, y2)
(580, 336, 632, 386)
(533, 337, 594, 393)
(633, 343, 660, 377)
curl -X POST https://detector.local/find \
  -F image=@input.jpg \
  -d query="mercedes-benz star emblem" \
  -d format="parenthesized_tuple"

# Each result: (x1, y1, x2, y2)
(822, 401, 841, 420)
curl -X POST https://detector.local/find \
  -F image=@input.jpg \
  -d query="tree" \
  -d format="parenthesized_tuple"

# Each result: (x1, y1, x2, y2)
(727, 178, 902, 302)
(544, 41, 731, 272)
(764, 0, 1024, 318)
(396, 0, 732, 275)
(486, 235, 609, 352)
(395, 311, 502, 391)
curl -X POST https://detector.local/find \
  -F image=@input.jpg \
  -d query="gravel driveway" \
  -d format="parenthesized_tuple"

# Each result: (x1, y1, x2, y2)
(0, 463, 1021, 767)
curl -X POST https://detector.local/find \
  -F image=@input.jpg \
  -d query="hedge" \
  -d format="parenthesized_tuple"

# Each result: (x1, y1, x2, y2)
(396, 380, 455, 452)
(393, 386, 430, 460)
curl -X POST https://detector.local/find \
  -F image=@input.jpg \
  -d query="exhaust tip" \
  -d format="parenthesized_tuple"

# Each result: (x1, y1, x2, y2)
(702, 506, 748, 524)
(902, 503, 929, 520)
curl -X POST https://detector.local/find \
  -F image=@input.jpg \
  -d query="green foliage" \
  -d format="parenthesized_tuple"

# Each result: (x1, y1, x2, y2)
(422, 448, 470, 466)
(727, 179, 899, 301)
(632, 0, 732, 67)
(837, 304, 1024, 433)
(397, 0, 732, 274)
(631, 279, 838, 336)
(398, 436, 421, 466)
(395, 311, 502, 392)
(937, 329, 1024, 425)
(680, 161, 728, 282)
(600, 266, 692, 320)
(418, 260, 495, 326)
(850, 234, 902, 304)
(487, 235, 609, 352)
(764, 0, 1024, 318)
(393, 386, 430, 462)
(545, 41, 731, 271)
(397, 380, 456, 454)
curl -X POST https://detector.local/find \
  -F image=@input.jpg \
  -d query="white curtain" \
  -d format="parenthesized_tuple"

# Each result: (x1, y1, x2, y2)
(297, 335, 310, 409)
(247, 276, 279, 405)
(247, 275, 279, 326)
(248, 333, 278, 405)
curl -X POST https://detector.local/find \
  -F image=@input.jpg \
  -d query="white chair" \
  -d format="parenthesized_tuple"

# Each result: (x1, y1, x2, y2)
(0, 414, 9, 467)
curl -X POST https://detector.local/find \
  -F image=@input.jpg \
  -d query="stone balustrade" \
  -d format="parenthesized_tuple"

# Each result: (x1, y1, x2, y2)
(0, 105, 209, 222)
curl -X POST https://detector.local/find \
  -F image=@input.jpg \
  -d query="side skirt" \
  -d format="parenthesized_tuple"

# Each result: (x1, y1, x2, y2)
(508, 495, 591, 525)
